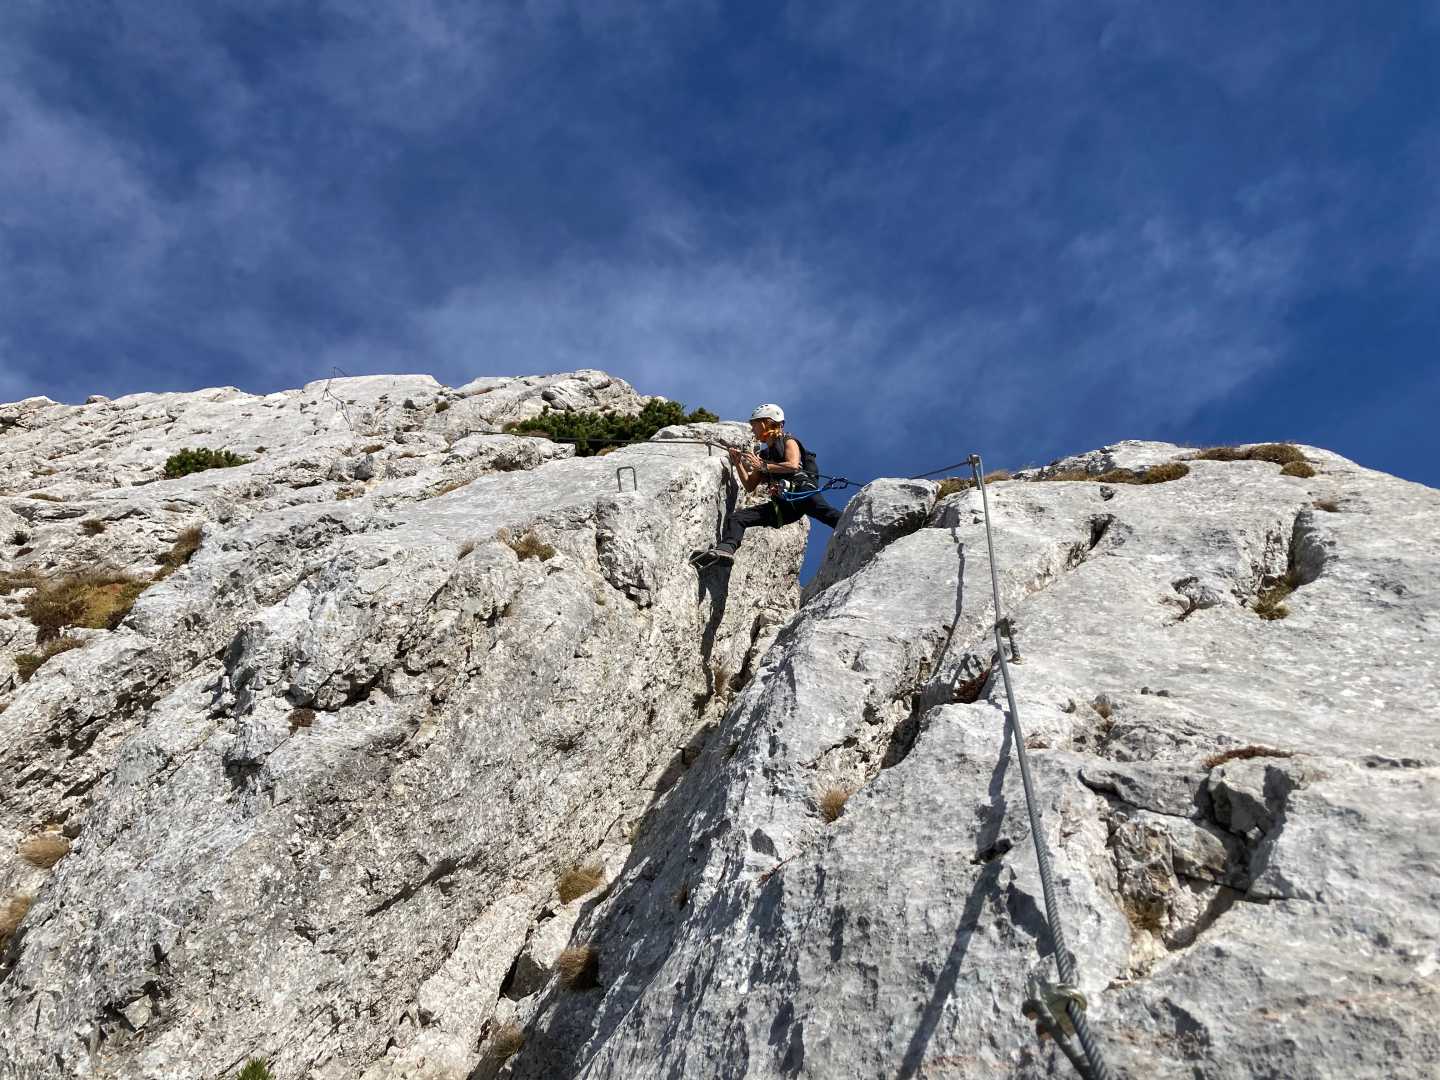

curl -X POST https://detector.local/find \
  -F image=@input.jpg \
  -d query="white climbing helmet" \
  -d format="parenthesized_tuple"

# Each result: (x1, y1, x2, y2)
(749, 403, 784, 424)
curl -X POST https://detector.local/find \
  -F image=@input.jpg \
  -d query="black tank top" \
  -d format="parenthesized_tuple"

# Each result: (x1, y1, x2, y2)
(760, 433, 819, 491)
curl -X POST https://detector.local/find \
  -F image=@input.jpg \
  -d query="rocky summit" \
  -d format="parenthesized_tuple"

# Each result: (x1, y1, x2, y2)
(1, 376, 1436, 1080)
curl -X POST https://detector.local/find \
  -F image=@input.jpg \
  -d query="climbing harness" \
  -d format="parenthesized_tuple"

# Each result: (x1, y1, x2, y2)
(969, 455, 1115, 1080)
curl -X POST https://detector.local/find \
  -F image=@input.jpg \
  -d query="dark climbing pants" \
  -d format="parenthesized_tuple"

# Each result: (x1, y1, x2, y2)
(719, 494, 841, 553)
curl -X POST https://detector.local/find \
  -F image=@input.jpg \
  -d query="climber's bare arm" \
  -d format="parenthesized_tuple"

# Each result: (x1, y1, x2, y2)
(729, 439, 801, 493)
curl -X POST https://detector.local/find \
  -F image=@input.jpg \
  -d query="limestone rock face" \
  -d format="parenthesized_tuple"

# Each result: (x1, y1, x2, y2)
(802, 477, 938, 599)
(5, 411, 1438, 1080)
(504, 443, 1440, 1080)
(0, 373, 805, 1079)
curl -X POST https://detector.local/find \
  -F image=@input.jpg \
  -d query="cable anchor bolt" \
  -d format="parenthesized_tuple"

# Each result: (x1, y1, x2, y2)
(1022, 979, 1087, 1038)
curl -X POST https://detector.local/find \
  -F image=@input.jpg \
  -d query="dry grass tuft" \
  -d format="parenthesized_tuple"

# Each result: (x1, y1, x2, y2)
(1042, 463, 1190, 486)
(556, 945, 601, 990)
(557, 861, 606, 904)
(1, 893, 34, 951)
(458, 539, 477, 559)
(935, 470, 1010, 499)
(1202, 745, 1294, 770)
(489, 1021, 525, 1059)
(289, 708, 317, 733)
(1188, 446, 1249, 462)
(14, 636, 87, 681)
(360, 443, 386, 454)
(499, 527, 556, 562)
(18, 833, 71, 869)
(952, 665, 993, 704)
(1091, 697, 1114, 721)
(672, 880, 691, 907)
(0, 570, 42, 596)
(1191, 443, 1306, 466)
(1129, 461, 1190, 484)
(1248, 443, 1307, 465)
(156, 526, 203, 579)
(1312, 498, 1340, 513)
(435, 399, 451, 413)
(426, 478, 469, 499)
(81, 519, 106, 536)
(1254, 573, 1299, 621)
(1280, 461, 1316, 478)
(28, 492, 66, 502)
(818, 785, 855, 823)
(21, 572, 150, 640)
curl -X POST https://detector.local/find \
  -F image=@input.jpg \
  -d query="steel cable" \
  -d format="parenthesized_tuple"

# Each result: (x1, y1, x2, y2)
(969, 454, 1117, 1080)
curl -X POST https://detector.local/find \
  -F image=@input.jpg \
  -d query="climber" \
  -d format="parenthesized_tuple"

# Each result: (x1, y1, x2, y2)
(690, 404, 841, 568)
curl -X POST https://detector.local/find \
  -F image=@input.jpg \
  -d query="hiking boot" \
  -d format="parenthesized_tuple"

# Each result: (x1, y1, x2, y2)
(689, 547, 735, 568)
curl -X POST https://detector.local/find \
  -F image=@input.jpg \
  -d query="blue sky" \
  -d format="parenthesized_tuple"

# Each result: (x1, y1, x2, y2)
(3, 3, 1438, 546)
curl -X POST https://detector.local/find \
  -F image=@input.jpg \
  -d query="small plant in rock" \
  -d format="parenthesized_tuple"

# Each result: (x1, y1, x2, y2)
(818, 785, 855, 823)
(556, 944, 601, 990)
(0, 893, 34, 951)
(458, 539, 477, 558)
(0, 570, 42, 596)
(1254, 572, 1299, 621)
(425, 478, 469, 499)
(499, 527, 555, 562)
(1091, 696, 1114, 721)
(1312, 498, 1340, 513)
(672, 880, 691, 907)
(22, 572, 150, 640)
(506, 398, 719, 457)
(80, 519, 106, 536)
(1190, 443, 1306, 466)
(163, 447, 250, 479)
(1041, 463, 1190, 486)
(935, 470, 1010, 499)
(489, 1021, 525, 1059)
(289, 708, 317, 733)
(1202, 745, 1295, 770)
(952, 664, 993, 704)
(28, 492, 66, 502)
(14, 636, 86, 681)
(557, 861, 606, 904)
(9, 529, 30, 546)
(1127, 462, 1189, 484)
(18, 833, 71, 869)
(435, 399, 451, 413)
(156, 526, 203, 579)
(361, 443, 386, 455)
(237, 1061, 274, 1080)
(1280, 461, 1316, 478)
